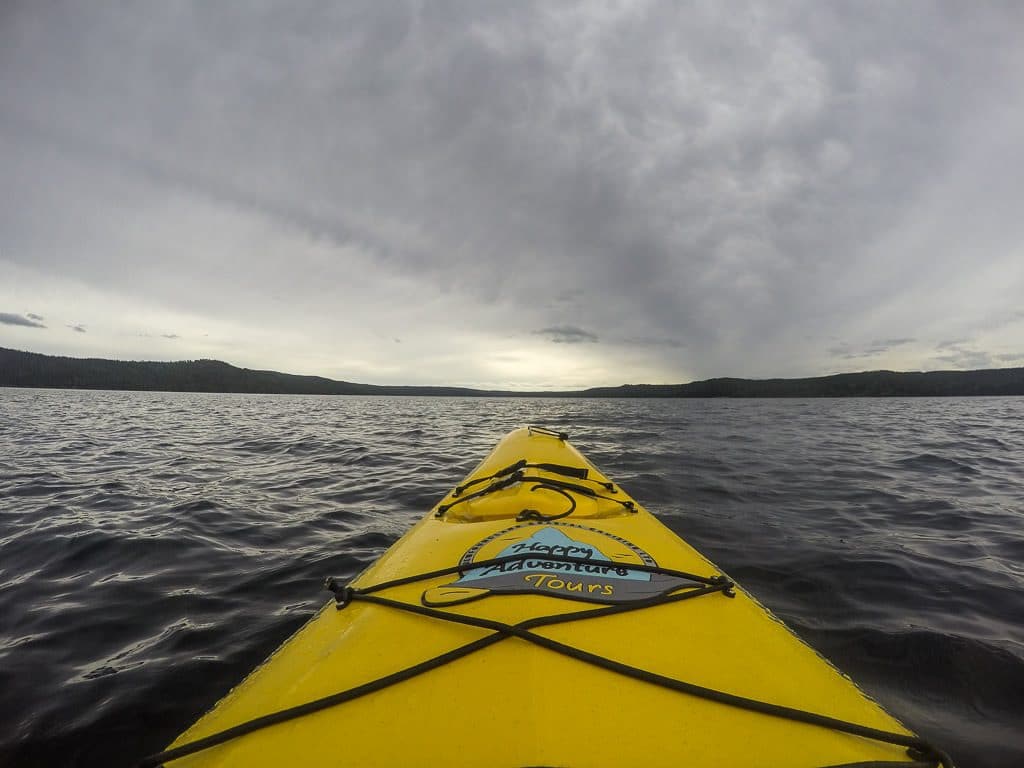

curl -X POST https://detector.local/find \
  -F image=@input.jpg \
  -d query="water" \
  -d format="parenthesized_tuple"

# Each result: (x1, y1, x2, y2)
(1, 389, 1022, 768)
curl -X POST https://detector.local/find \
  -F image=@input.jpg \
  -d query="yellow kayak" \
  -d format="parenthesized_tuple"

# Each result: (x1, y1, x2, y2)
(148, 427, 950, 768)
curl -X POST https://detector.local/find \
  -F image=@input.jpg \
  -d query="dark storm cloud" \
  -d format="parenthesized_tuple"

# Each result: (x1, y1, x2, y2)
(534, 325, 599, 344)
(1, 1, 1022, 384)
(0, 312, 46, 328)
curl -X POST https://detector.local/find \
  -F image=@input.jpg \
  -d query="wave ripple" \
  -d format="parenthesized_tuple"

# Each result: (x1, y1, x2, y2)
(1, 391, 1022, 767)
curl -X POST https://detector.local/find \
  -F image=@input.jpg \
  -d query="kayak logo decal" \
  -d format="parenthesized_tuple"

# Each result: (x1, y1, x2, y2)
(422, 522, 692, 606)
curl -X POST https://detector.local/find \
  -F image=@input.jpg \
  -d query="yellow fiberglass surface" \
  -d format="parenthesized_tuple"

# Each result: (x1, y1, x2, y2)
(157, 427, 941, 768)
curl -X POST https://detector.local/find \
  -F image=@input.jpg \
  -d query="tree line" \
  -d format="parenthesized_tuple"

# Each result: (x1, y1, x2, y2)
(2, 347, 1023, 397)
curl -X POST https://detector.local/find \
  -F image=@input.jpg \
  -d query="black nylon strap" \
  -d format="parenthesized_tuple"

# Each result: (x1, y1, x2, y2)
(436, 473, 522, 516)
(141, 565, 951, 768)
(138, 632, 504, 767)
(139, 579, 731, 767)
(352, 551, 729, 594)
(526, 426, 568, 440)
(438, 472, 632, 517)
(452, 464, 614, 499)
(343, 591, 950, 766)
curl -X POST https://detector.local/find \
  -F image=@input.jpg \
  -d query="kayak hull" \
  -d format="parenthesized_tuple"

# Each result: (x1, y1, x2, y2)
(162, 427, 923, 767)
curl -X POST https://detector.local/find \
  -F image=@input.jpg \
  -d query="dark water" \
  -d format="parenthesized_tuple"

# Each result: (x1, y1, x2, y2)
(1, 390, 1022, 768)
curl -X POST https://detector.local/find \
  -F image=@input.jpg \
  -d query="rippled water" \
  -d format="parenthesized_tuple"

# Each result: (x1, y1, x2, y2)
(1, 389, 1022, 768)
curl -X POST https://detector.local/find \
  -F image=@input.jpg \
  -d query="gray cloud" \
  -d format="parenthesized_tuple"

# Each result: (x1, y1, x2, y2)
(1, 2, 1022, 386)
(534, 325, 599, 344)
(872, 338, 915, 348)
(931, 340, 998, 370)
(26, 313, 45, 321)
(623, 336, 685, 349)
(828, 337, 916, 359)
(1, 312, 46, 328)
(68, 324, 87, 333)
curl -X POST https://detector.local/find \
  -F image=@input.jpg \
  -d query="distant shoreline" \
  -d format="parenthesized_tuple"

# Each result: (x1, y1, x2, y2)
(2, 347, 1023, 397)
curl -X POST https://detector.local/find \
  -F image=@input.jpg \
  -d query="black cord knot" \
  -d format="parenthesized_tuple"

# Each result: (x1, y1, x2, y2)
(324, 578, 356, 609)
(711, 575, 736, 598)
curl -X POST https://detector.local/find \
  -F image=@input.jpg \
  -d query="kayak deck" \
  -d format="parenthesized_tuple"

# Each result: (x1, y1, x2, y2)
(157, 427, 943, 767)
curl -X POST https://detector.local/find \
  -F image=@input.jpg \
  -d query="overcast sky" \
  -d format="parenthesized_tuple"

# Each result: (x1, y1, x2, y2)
(2, 1, 1023, 389)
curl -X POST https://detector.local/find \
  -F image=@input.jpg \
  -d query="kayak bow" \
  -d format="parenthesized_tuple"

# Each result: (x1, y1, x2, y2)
(151, 427, 950, 768)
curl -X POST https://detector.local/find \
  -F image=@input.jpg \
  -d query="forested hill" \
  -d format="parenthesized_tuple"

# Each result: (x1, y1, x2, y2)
(580, 368, 1024, 397)
(2, 347, 1023, 397)
(0, 347, 489, 396)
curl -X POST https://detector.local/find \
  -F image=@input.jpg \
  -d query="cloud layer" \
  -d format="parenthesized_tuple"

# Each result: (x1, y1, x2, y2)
(1, 312, 46, 329)
(2, 1, 1023, 387)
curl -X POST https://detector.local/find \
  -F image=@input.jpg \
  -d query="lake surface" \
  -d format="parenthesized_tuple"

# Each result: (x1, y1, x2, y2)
(1, 389, 1022, 767)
